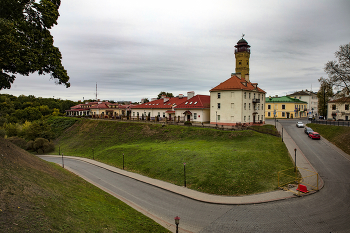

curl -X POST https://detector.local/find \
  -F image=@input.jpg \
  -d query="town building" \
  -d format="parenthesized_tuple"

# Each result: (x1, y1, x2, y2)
(287, 90, 318, 118)
(209, 37, 266, 126)
(66, 101, 130, 118)
(265, 96, 308, 119)
(174, 93, 210, 123)
(130, 92, 210, 122)
(327, 97, 350, 120)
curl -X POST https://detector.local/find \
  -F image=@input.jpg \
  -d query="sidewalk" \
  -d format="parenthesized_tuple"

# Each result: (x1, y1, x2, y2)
(40, 121, 322, 204)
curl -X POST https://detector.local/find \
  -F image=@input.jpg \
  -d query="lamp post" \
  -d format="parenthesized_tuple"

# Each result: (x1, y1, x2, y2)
(92, 148, 94, 160)
(216, 111, 217, 126)
(174, 216, 180, 233)
(123, 153, 125, 170)
(294, 148, 297, 172)
(61, 153, 64, 168)
(183, 163, 186, 187)
(282, 127, 283, 142)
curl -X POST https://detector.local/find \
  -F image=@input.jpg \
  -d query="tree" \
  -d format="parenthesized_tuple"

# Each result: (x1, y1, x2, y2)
(324, 43, 350, 95)
(157, 91, 174, 99)
(0, 0, 70, 90)
(317, 77, 334, 118)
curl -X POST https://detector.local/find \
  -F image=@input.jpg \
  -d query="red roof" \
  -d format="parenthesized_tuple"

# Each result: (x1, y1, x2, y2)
(90, 103, 109, 109)
(210, 75, 266, 93)
(133, 97, 187, 109)
(175, 95, 210, 109)
(329, 97, 350, 103)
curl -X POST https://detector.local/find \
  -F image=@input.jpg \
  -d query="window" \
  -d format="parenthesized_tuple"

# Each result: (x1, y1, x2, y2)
(254, 93, 256, 99)
(332, 105, 336, 110)
(133, 112, 135, 116)
(231, 103, 234, 109)
(194, 102, 197, 104)
(163, 112, 165, 117)
(249, 103, 251, 110)
(268, 112, 271, 117)
(218, 93, 221, 99)
(244, 116, 246, 122)
(282, 112, 285, 117)
(248, 115, 250, 122)
(262, 105, 263, 110)
(185, 102, 188, 105)
(158, 112, 160, 116)
(244, 92, 246, 99)
(244, 103, 246, 110)
(282, 104, 285, 109)
(218, 115, 221, 120)
(194, 113, 197, 119)
(268, 105, 271, 110)
(345, 104, 349, 110)
(249, 93, 251, 99)
(218, 103, 221, 109)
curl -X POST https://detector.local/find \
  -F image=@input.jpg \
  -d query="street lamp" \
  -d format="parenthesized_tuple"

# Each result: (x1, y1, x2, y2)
(174, 216, 180, 233)
(294, 148, 297, 172)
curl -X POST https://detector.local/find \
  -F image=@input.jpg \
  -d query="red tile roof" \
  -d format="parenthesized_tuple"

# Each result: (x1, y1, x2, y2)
(175, 95, 210, 109)
(133, 97, 188, 109)
(329, 97, 350, 103)
(210, 75, 266, 93)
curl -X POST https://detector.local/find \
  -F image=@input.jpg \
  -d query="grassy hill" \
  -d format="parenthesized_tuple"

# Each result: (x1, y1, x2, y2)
(0, 137, 169, 232)
(53, 118, 295, 196)
(307, 123, 350, 155)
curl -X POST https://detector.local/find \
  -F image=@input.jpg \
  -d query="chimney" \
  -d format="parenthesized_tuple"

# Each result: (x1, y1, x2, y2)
(163, 97, 170, 103)
(151, 98, 157, 101)
(245, 74, 250, 82)
(179, 94, 184, 98)
(161, 95, 166, 99)
(252, 83, 258, 88)
(187, 91, 195, 100)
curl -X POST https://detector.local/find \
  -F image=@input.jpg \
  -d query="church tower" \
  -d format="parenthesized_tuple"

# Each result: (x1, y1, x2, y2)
(234, 35, 250, 82)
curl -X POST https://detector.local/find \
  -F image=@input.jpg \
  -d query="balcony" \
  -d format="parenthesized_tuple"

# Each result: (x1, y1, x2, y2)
(252, 98, 260, 104)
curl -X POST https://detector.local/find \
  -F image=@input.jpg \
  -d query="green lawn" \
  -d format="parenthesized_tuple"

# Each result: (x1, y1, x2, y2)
(0, 137, 169, 232)
(54, 119, 294, 196)
(307, 123, 350, 155)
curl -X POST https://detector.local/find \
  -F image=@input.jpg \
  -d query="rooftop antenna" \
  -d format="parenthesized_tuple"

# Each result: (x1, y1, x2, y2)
(95, 83, 98, 101)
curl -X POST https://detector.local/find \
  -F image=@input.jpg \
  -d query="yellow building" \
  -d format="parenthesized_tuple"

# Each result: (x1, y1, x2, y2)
(235, 37, 250, 81)
(265, 96, 308, 119)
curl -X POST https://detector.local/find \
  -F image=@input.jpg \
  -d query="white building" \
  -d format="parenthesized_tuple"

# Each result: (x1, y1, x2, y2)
(287, 90, 318, 118)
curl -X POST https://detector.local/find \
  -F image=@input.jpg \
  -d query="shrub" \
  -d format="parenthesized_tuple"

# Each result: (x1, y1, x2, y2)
(7, 136, 27, 149)
(184, 121, 192, 126)
(26, 140, 34, 151)
(4, 123, 19, 137)
(32, 138, 55, 154)
(0, 128, 6, 138)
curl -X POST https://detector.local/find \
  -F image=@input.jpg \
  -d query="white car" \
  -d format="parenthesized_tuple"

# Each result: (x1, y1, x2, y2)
(296, 122, 304, 128)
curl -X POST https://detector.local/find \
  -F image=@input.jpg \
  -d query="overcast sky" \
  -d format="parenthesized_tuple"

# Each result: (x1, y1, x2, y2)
(2, 0, 350, 102)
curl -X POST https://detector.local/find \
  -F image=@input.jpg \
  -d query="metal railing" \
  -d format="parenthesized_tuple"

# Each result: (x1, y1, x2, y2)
(310, 120, 350, 127)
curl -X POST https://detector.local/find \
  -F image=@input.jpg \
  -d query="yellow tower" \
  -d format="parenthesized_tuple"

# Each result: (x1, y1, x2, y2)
(234, 36, 251, 82)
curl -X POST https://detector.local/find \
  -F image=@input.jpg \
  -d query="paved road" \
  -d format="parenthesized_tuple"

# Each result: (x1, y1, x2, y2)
(39, 119, 350, 232)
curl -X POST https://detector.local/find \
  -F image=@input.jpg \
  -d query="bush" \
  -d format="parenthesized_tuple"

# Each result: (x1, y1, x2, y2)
(4, 123, 19, 137)
(0, 128, 6, 138)
(32, 138, 55, 154)
(7, 136, 27, 149)
(26, 140, 34, 151)
(184, 121, 192, 126)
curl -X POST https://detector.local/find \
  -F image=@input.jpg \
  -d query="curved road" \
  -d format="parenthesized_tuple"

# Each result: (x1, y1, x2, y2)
(39, 119, 350, 232)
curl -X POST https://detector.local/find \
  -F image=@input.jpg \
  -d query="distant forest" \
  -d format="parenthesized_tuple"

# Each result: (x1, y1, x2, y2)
(0, 94, 77, 124)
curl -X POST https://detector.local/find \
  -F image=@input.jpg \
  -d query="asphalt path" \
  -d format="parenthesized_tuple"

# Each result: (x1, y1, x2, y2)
(39, 119, 350, 232)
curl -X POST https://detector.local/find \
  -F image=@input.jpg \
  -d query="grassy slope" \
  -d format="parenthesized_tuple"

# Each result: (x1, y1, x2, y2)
(54, 119, 294, 196)
(307, 123, 350, 155)
(0, 137, 169, 232)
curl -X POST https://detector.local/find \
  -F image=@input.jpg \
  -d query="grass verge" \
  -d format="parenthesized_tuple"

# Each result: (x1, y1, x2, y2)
(53, 119, 295, 196)
(307, 123, 350, 155)
(0, 137, 169, 232)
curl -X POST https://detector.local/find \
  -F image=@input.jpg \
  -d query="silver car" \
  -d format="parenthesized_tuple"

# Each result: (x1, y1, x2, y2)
(296, 122, 304, 128)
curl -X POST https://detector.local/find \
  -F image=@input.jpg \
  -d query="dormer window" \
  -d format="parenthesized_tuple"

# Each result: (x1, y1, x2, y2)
(185, 102, 188, 105)
(194, 102, 197, 104)
(189, 102, 192, 104)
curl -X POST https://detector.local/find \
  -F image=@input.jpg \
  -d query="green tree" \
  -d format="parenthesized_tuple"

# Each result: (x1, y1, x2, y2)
(317, 77, 334, 118)
(157, 91, 174, 99)
(0, 0, 70, 90)
(324, 43, 350, 95)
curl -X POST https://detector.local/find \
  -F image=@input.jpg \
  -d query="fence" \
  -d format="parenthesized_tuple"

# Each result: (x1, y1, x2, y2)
(278, 167, 319, 196)
(310, 120, 350, 127)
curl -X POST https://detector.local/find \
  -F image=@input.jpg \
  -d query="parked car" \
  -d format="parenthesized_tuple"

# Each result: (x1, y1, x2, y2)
(304, 127, 313, 135)
(309, 132, 321, 140)
(296, 122, 304, 128)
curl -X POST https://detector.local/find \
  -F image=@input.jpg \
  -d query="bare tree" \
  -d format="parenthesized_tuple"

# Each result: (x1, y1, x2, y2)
(324, 43, 350, 95)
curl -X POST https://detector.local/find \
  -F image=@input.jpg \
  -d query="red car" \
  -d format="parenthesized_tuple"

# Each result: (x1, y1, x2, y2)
(309, 132, 321, 140)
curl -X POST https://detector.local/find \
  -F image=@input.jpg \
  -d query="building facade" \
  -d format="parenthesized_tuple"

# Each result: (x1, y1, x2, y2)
(265, 96, 308, 119)
(210, 37, 266, 126)
(327, 97, 350, 120)
(287, 90, 318, 118)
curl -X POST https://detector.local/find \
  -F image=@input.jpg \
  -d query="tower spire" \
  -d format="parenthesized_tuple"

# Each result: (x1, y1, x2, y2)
(234, 36, 250, 81)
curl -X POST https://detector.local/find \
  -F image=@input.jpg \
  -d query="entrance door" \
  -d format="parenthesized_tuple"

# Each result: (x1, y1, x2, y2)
(187, 115, 190, 121)
(287, 112, 290, 118)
